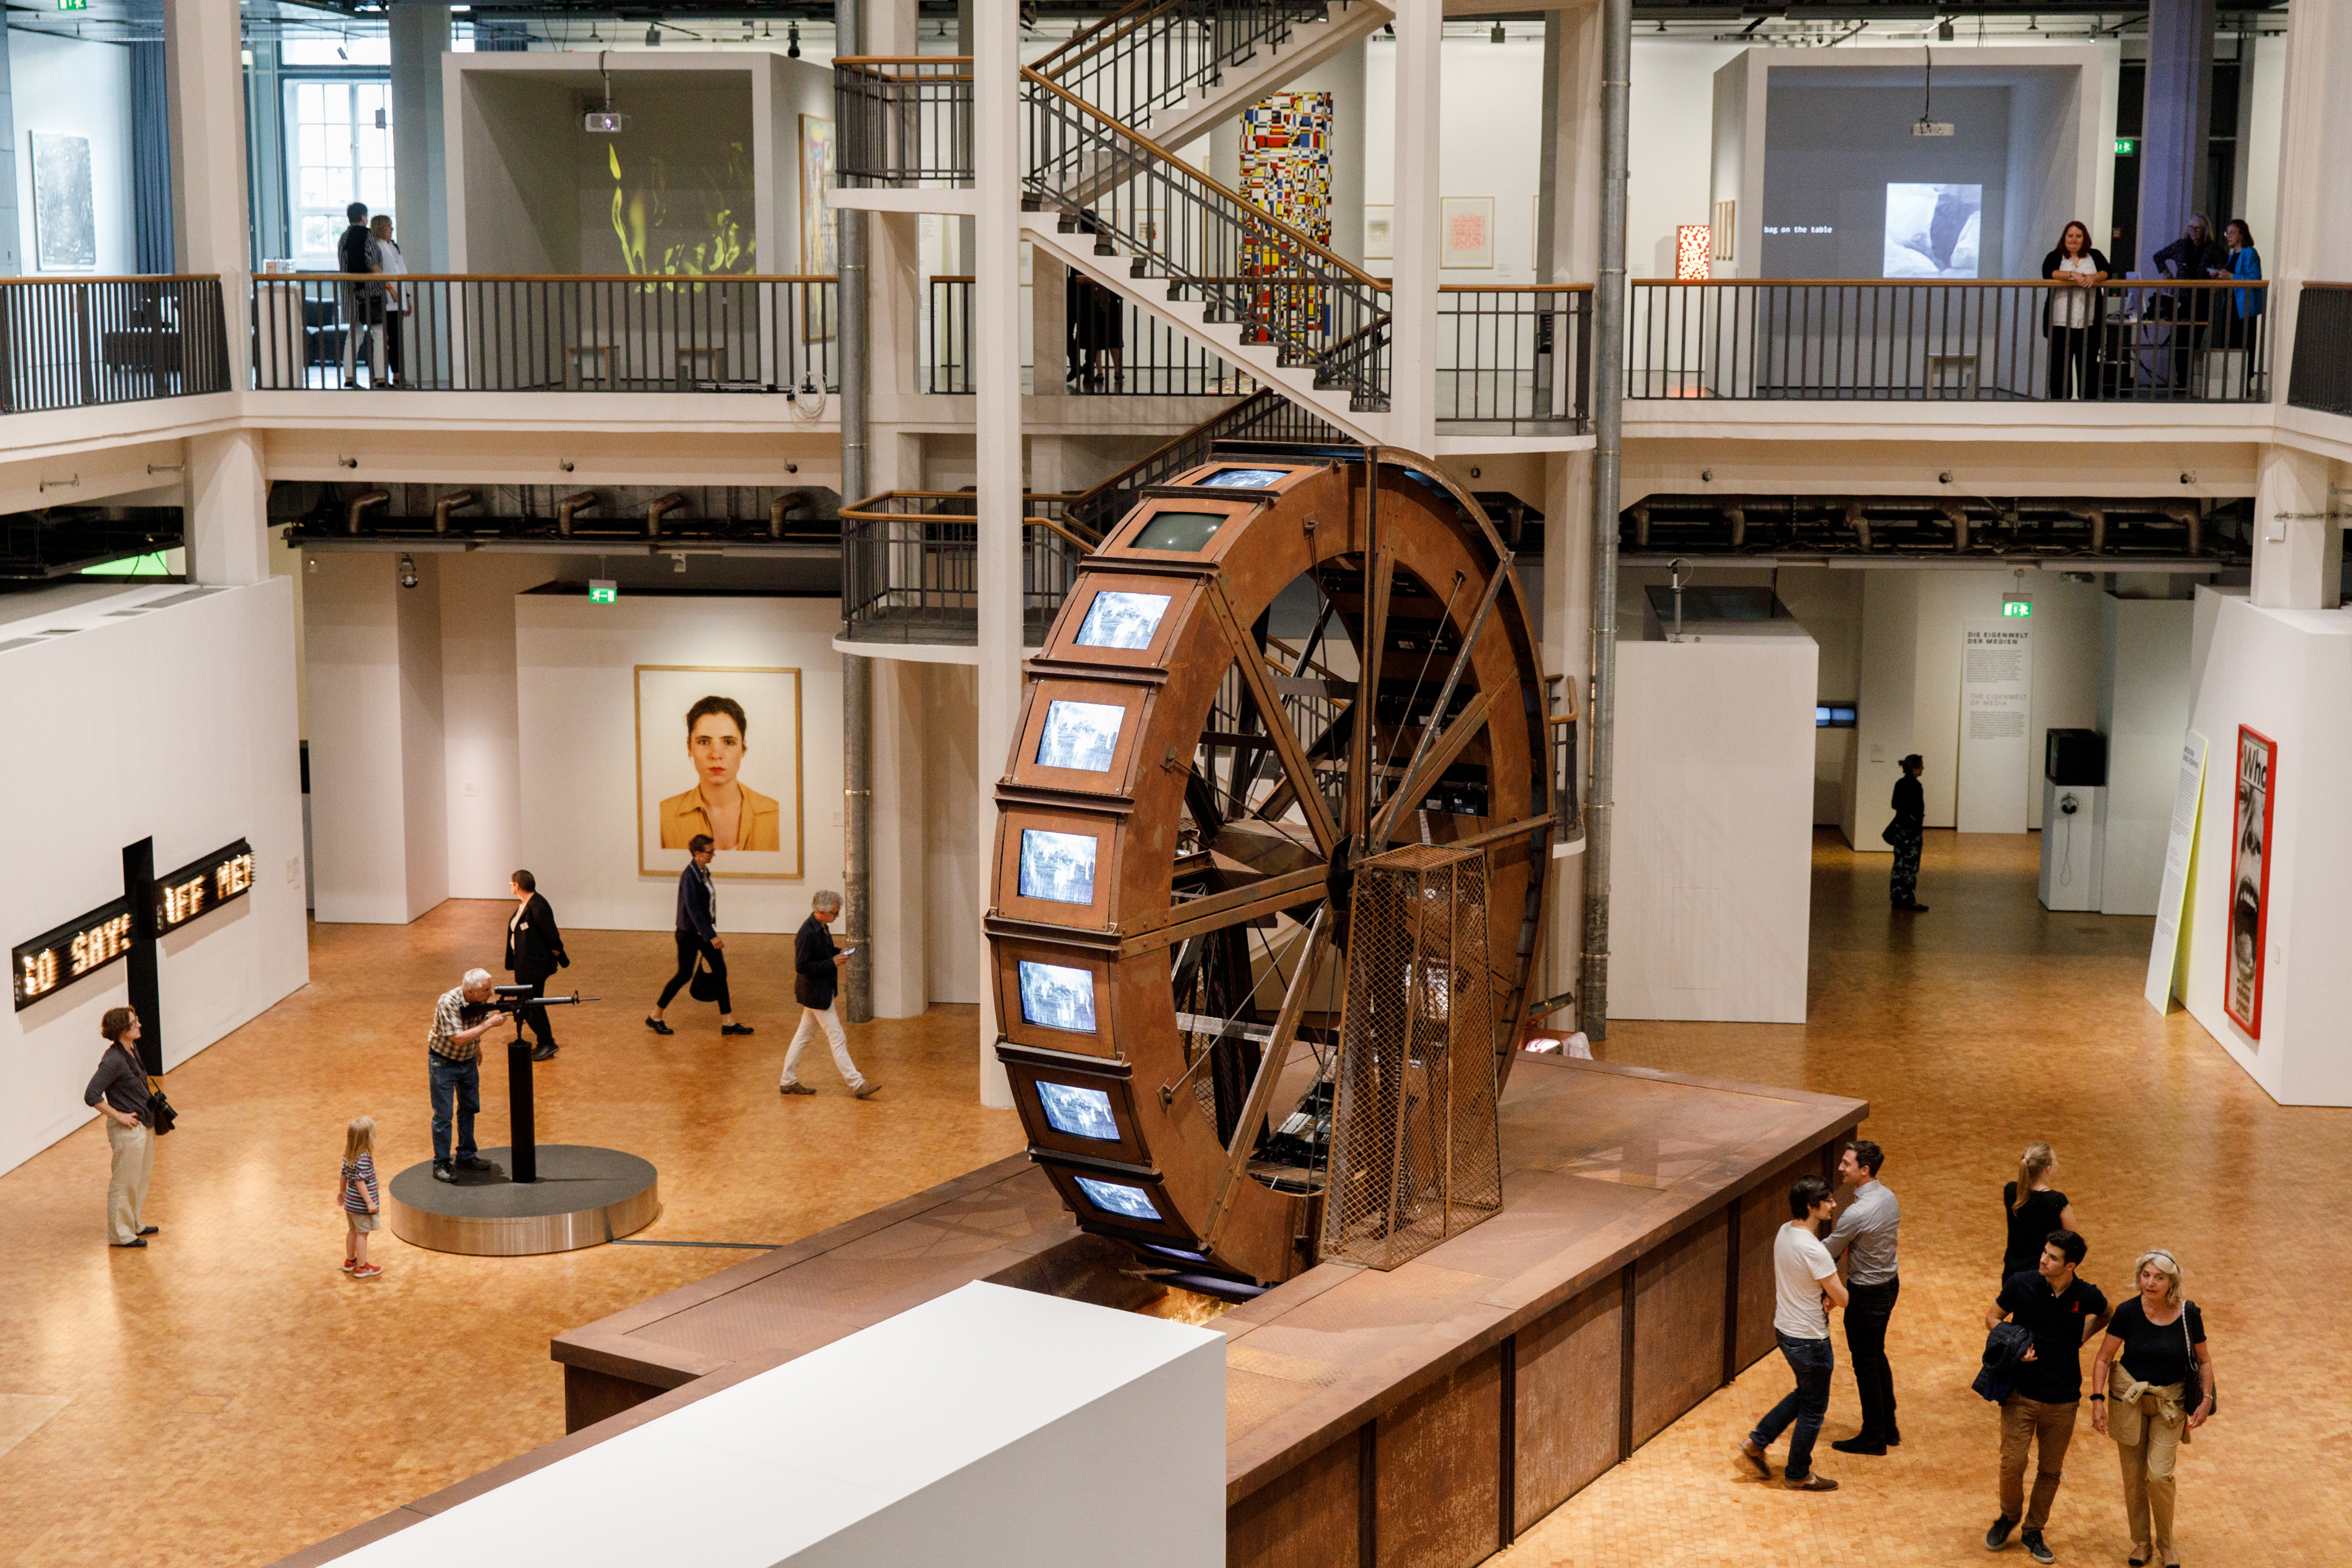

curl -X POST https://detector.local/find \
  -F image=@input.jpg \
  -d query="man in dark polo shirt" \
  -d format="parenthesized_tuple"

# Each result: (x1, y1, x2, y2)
(1983, 1228, 2112, 1563)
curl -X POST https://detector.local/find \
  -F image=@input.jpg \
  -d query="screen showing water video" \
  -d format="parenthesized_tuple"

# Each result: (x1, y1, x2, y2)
(1018, 828, 1097, 905)
(1037, 1081, 1119, 1141)
(1017, 959, 1097, 1033)
(1075, 1175, 1162, 1222)
(1883, 183, 1981, 279)
(1075, 590, 1171, 651)
(1131, 510, 1225, 553)
(1196, 467, 1290, 490)
(1035, 700, 1124, 773)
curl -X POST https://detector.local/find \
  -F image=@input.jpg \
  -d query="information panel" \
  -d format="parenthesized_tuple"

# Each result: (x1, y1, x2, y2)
(1956, 620, 2033, 834)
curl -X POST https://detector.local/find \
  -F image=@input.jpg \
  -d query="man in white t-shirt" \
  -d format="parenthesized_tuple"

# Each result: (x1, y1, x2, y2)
(1737, 1175, 1849, 1491)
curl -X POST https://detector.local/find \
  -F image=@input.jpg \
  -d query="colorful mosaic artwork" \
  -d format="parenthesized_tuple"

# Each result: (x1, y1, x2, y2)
(1676, 224, 1712, 280)
(1238, 92, 1333, 347)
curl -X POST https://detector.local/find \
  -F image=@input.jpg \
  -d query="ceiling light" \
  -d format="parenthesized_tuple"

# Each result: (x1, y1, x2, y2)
(787, 21, 801, 58)
(1938, 20, 1955, 41)
(645, 22, 660, 46)
(1491, 23, 1506, 44)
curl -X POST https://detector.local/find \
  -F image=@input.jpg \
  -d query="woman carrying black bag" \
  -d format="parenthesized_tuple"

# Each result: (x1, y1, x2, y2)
(1883, 754, 1928, 912)
(83, 1007, 161, 1249)
(2090, 1249, 2215, 1568)
(2042, 220, 2111, 400)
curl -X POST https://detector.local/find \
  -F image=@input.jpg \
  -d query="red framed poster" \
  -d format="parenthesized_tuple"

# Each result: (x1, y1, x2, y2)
(2226, 724, 2277, 1038)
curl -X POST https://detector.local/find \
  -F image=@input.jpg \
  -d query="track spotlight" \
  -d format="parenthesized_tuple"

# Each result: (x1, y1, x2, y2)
(787, 21, 801, 58)
(645, 22, 660, 46)
(1938, 19, 1955, 41)
(1491, 22, 1506, 43)
(397, 554, 419, 590)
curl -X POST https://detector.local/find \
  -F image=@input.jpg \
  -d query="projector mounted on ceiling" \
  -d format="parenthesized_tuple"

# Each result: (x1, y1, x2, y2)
(585, 51, 628, 134)
(1912, 121, 1955, 137)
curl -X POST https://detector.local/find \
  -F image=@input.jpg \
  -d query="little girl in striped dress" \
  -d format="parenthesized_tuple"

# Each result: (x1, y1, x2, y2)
(340, 1116, 382, 1279)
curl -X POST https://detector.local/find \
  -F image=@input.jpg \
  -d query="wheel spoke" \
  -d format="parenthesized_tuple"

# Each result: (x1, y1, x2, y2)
(1348, 544, 1396, 839)
(1371, 690, 1494, 846)
(1203, 579, 1341, 856)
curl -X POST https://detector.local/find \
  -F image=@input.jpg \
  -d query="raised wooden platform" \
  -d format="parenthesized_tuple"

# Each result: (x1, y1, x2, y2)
(272, 1055, 1863, 1568)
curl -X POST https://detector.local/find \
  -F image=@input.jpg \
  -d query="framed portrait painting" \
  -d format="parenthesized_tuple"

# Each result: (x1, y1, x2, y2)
(636, 665, 804, 880)
(2225, 724, 2276, 1039)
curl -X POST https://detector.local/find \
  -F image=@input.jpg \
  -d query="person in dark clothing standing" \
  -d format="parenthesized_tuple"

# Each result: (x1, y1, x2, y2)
(1984, 1229, 2112, 1563)
(336, 201, 387, 388)
(1825, 1139, 1901, 1455)
(2151, 215, 2227, 397)
(779, 890, 879, 1098)
(505, 869, 569, 1062)
(2003, 1142, 2079, 1282)
(647, 835, 750, 1036)
(1886, 753, 1928, 911)
(85, 1007, 159, 1248)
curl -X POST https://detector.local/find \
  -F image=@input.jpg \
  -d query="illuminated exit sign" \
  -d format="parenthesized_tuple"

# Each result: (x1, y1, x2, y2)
(54, 0, 88, 11)
(588, 579, 618, 604)
(2114, 138, 2137, 156)
(2002, 599, 2033, 618)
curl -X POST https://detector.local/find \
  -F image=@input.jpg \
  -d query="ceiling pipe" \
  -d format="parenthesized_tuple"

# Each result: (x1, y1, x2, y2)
(1939, 500, 1970, 552)
(556, 491, 599, 536)
(2160, 499, 2203, 555)
(768, 489, 814, 539)
(2080, 503, 2107, 554)
(1629, 500, 1650, 548)
(432, 489, 477, 534)
(645, 492, 687, 539)
(345, 490, 388, 535)
(1720, 502, 1746, 549)
(1842, 499, 1873, 551)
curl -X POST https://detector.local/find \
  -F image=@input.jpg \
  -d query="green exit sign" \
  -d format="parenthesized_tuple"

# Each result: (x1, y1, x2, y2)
(2114, 137, 2137, 156)
(588, 579, 617, 604)
(2002, 599, 2033, 618)
(54, 0, 88, 11)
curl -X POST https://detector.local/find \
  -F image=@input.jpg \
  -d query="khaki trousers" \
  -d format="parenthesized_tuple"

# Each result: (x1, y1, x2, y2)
(2111, 1378, 2187, 1562)
(1999, 1392, 2079, 1530)
(105, 1119, 153, 1244)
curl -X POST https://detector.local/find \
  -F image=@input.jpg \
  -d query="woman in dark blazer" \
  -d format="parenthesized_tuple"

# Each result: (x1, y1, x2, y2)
(2042, 220, 2111, 401)
(505, 869, 569, 1061)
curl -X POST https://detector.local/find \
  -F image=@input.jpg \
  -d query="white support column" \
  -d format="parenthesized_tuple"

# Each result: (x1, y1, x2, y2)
(1387, 0, 1442, 452)
(389, 2, 450, 272)
(972, 6, 1021, 1108)
(2250, 444, 2342, 611)
(185, 430, 270, 586)
(163, 0, 251, 379)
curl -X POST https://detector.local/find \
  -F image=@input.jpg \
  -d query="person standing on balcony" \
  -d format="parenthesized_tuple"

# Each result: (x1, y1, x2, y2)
(2041, 221, 2110, 401)
(336, 202, 387, 389)
(1884, 754, 1928, 912)
(2219, 219, 2264, 377)
(2152, 215, 2226, 397)
(369, 214, 409, 389)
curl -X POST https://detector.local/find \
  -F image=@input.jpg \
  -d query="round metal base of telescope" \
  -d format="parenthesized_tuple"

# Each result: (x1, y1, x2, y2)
(386, 1145, 659, 1257)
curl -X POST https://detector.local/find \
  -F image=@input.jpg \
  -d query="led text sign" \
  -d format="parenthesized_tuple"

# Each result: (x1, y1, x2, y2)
(12, 838, 253, 1011)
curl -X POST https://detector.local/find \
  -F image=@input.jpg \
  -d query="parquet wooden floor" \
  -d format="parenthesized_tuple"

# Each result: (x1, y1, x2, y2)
(1, 832, 2337, 1566)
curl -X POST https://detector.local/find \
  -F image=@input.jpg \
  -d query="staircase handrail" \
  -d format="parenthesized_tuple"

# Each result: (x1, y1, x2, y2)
(841, 489, 1095, 553)
(1021, 67, 1385, 293)
(1064, 386, 1352, 537)
(1030, 0, 1165, 79)
(1031, 0, 1337, 131)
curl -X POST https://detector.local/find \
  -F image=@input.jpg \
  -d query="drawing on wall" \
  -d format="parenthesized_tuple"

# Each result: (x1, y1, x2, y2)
(1439, 196, 1494, 270)
(1239, 92, 1332, 345)
(30, 132, 95, 272)
(1883, 183, 1982, 279)
(1364, 205, 1394, 262)
(1676, 225, 1712, 280)
(635, 665, 804, 880)
(799, 115, 838, 339)
(2226, 724, 2276, 1039)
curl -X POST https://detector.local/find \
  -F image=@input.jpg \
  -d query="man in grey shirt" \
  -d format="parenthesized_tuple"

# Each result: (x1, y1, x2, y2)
(1825, 1138, 1901, 1454)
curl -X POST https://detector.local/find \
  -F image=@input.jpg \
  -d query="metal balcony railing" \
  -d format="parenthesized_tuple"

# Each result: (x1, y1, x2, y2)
(0, 276, 230, 412)
(925, 274, 1258, 396)
(2286, 282, 2352, 417)
(1030, 0, 1338, 133)
(250, 274, 838, 393)
(1437, 285, 1591, 434)
(1022, 68, 1390, 412)
(1064, 385, 1351, 540)
(836, 57, 973, 189)
(838, 490, 1092, 646)
(1626, 279, 2269, 403)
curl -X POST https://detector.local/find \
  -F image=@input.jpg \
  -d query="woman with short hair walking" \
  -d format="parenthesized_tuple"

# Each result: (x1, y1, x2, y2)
(2091, 1249, 2215, 1568)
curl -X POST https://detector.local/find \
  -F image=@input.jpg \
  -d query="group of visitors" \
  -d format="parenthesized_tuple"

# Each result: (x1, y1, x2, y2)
(1741, 1139, 2217, 1567)
(2039, 213, 2263, 401)
(334, 200, 410, 389)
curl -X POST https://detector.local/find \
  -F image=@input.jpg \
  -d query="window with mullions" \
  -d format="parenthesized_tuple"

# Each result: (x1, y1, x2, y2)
(285, 79, 394, 268)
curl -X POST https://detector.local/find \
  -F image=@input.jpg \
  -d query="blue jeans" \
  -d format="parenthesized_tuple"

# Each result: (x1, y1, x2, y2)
(429, 1052, 480, 1166)
(1752, 1331, 1835, 1479)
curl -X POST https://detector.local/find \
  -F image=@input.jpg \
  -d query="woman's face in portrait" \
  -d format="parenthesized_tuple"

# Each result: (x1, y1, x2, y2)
(690, 711, 746, 791)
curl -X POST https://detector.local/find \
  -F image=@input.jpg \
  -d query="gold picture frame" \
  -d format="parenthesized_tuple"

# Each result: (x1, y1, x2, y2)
(634, 664, 806, 880)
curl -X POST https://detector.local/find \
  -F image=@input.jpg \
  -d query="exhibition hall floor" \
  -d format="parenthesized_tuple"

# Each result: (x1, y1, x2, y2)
(0, 833, 2340, 1565)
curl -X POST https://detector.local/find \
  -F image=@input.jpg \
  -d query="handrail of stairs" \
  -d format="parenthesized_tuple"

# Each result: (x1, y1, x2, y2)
(1021, 66, 1389, 412)
(1031, 0, 1338, 132)
(1063, 386, 1352, 539)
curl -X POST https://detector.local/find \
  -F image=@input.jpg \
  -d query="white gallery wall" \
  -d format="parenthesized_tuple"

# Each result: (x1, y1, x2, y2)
(515, 591, 845, 934)
(1609, 627, 1818, 1023)
(2097, 593, 2194, 915)
(2180, 590, 2352, 1106)
(9, 29, 136, 275)
(0, 581, 309, 1177)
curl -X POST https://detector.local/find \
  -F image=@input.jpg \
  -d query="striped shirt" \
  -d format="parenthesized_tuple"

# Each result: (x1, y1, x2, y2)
(341, 1154, 379, 1215)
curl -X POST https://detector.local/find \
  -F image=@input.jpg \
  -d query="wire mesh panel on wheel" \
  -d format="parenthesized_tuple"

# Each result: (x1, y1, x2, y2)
(1319, 843, 1502, 1269)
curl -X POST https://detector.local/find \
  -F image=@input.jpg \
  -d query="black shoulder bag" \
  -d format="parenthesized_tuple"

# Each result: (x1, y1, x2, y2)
(2180, 1300, 2211, 1416)
(146, 1075, 179, 1136)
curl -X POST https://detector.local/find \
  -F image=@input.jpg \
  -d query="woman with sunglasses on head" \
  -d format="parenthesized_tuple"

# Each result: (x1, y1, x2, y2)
(2090, 1249, 2214, 1568)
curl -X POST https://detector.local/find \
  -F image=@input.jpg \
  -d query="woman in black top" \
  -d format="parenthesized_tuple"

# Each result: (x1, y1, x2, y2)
(2091, 1249, 2214, 1567)
(83, 1007, 159, 1248)
(2000, 1141, 2077, 1281)
(1885, 754, 1927, 911)
(2040, 220, 2111, 400)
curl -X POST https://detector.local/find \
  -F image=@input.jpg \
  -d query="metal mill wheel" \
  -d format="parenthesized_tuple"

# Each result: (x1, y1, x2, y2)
(984, 443, 1556, 1287)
